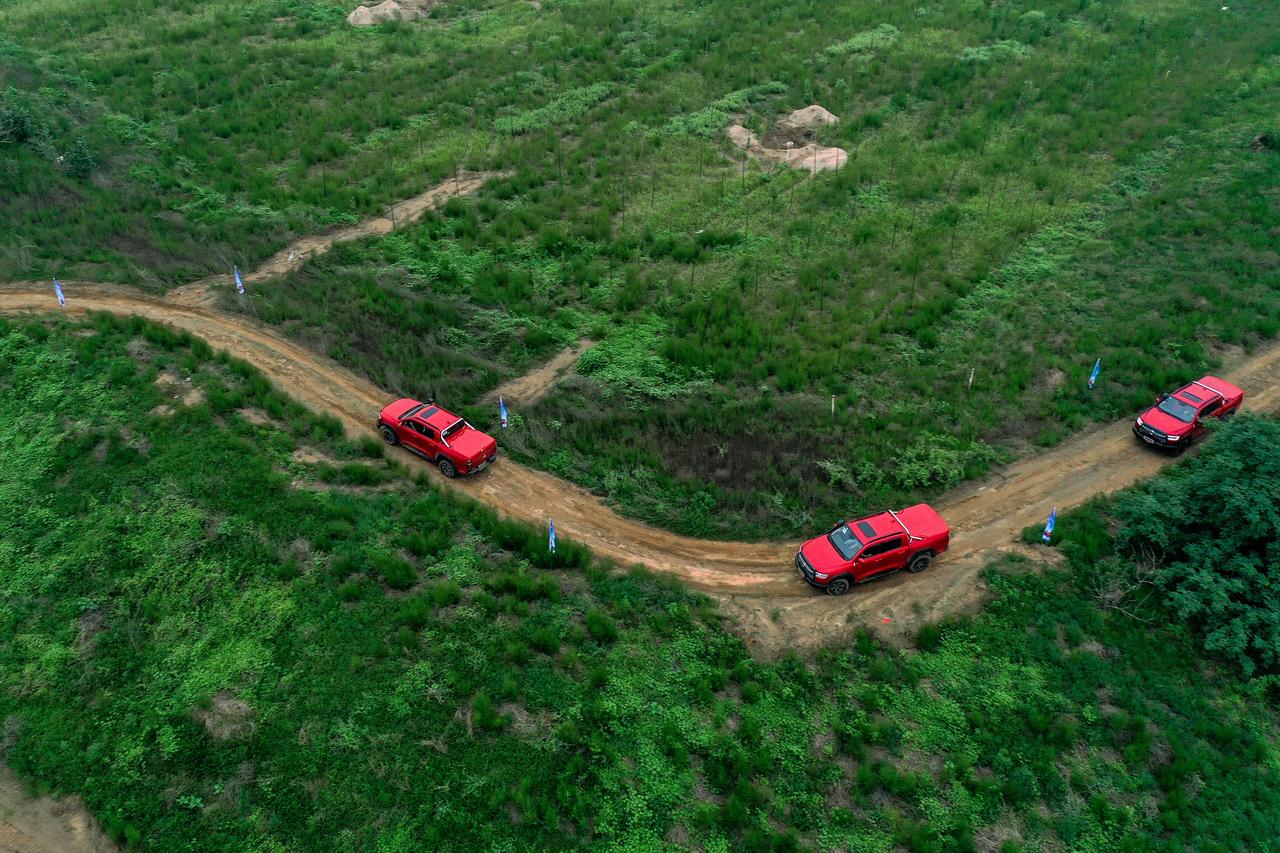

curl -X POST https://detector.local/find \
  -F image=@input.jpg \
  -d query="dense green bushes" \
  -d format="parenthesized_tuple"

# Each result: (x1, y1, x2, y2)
(1110, 417, 1280, 682)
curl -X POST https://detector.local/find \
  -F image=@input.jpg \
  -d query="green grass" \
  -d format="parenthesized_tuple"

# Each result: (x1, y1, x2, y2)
(0, 315, 1277, 850)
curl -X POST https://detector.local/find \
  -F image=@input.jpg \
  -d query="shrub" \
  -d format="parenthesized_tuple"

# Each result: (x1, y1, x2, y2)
(528, 626, 560, 655)
(584, 608, 618, 644)
(472, 692, 509, 732)
(397, 595, 432, 628)
(915, 623, 944, 652)
(428, 580, 462, 607)
(825, 23, 899, 57)
(370, 551, 416, 590)
(64, 137, 97, 180)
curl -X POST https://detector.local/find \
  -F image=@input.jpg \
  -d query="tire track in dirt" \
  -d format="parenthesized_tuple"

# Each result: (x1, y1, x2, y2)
(4, 284, 1280, 651)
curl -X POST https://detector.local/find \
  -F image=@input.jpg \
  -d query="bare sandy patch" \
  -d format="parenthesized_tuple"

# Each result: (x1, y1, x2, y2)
(291, 446, 338, 466)
(497, 703, 556, 737)
(237, 407, 277, 427)
(483, 339, 595, 406)
(0, 766, 115, 853)
(192, 692, 256, 741)
(727, 104, 848, 174)
(153, 369, 205, 410)
(347, 0, 439, 27)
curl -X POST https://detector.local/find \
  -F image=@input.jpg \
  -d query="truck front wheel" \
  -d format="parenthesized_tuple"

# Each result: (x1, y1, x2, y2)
(379, 425, 398, 446)
(907, 552, 933, 573)
(826, 577, 851, 596)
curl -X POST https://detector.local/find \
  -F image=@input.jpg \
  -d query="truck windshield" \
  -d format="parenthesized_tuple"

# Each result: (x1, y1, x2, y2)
(1157, 396, 1197, 423)
(828, 524, 864, 561)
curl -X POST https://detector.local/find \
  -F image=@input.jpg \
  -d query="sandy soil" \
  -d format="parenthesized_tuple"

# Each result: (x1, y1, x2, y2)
(347, 0, 439, 27)
(166, 170, 505, 309)
(482, 339, 595, 406)
(0, 767, 114, 853)
(727, 104, 848, 174)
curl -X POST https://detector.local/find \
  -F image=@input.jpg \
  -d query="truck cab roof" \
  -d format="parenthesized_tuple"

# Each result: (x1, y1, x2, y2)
(852, 504, 947, 542)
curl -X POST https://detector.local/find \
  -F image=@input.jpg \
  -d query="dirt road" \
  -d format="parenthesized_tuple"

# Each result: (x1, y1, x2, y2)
(5, 166, 1280, 652)
(4, 282, 1279, 651)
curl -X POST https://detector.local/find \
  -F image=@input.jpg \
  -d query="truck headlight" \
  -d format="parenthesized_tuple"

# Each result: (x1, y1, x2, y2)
(815, 571, 828, 579)
(1135, 417, 1144, 427)
(1166, 434, 1180, 442)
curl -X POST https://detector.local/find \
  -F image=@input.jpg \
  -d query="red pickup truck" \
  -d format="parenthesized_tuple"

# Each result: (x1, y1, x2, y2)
(1133, 375, 1243, 452)
(796, 504, 950, 595)
(377, 398, 497, 478)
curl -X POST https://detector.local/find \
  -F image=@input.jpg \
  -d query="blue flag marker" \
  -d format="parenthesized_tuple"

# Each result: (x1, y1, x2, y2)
(1088, 358, 1101, 390)
(499, 396, 508, 430)
(53, 279, 66, 307)
(233, 265, 245, 295)
(548, 519, 556, 553)
(1042, 507, 1057, 543)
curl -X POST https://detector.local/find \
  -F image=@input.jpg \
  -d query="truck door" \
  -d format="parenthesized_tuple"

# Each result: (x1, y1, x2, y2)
(1195, 399, 1222, 436)
(854, 536, 908, 581)
(401, 420, 440, 458)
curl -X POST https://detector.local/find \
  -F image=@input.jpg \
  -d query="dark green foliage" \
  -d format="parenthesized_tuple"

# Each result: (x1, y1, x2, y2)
(1111, 417, 1280, 679)
(584, 608, 618, 644)
(368, 550, 416, 590)
(63, 137, 97, 180)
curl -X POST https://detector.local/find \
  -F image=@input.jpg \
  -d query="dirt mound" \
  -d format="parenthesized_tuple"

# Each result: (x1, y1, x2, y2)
(347, 0, 439, 26)
(726, 125, 756, 149)
(727, 105, 848, 174)
(780, 104, 839, 130)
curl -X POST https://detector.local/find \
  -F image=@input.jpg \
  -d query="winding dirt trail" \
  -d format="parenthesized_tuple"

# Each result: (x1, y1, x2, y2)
(5, 165, 1280, 651)
(4, 282, 1280, 651)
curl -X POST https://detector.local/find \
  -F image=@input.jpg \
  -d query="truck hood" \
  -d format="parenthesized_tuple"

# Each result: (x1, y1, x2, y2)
(381, 398, 422, 422)
(1137, 405, 1192, 436)
(800, 534, 851, 574)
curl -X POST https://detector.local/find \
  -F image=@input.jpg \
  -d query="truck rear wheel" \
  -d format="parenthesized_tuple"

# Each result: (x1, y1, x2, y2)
(826, 577, 851, 596)
(438, 458, 457, 478)
(907, 552, 933, 574)
(379, 425, 398, 445)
